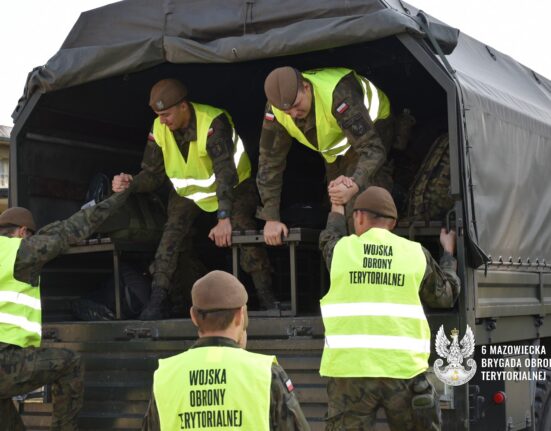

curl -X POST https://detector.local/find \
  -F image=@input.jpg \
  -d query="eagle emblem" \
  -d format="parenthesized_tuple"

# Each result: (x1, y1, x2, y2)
(434, 325, 477, 386)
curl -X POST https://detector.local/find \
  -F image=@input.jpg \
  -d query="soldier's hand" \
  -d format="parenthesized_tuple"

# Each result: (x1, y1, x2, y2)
(328, 175, 356, 189)
(208, 218, 233, 247)
(328, 180, 359, 205)
(263, 220, 289, 246)
(440, 228, 456, 255)
(112, 173, 133, 192)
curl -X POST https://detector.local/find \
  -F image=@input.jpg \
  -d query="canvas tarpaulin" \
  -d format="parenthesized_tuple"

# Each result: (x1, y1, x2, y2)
(14, 0, 432, 121)
(12, 0, 551, 265)
(445, 32, 551, 264)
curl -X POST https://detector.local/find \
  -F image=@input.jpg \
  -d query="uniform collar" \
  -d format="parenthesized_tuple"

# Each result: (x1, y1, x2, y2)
(192, 336, 240, 349)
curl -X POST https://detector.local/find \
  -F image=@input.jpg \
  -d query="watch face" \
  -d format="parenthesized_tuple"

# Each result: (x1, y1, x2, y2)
(217, 210, 229, 219)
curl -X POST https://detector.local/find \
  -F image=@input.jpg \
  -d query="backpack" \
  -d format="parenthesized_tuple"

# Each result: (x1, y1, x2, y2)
(407, 133, 454, 222)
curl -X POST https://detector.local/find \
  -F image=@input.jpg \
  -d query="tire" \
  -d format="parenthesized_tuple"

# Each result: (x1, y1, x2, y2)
(534, 367, 551, 431)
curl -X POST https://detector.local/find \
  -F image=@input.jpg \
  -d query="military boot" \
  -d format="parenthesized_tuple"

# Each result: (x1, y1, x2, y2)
(139, 287, 167, 320)
(250, 271, 278, 310)
(139, 274, 170, 320)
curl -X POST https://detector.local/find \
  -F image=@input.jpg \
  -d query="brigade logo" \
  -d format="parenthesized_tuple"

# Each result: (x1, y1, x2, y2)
(434, 325, 477, 386)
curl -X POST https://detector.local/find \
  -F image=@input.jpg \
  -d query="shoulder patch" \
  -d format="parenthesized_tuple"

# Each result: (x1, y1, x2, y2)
(147, 132, 156, 142)
(207, 127, 215, 137)
(264, 112, 275, 122)
(336, 101, 349, 114)
(284, 378, 295, 393)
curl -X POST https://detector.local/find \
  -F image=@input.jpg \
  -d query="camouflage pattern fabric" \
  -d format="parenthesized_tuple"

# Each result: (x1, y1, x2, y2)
(257, 72, 396, 223)
(13, 189, 133, 286)
(325, 374, 440, 431)
(151, 178, 271, 293)
(229, 178, 272, 275)
(318, 212, 458, 430)
(407, 133, 454, 222)
(0, 345, 83, 431)
(141, 336, 310, 431)
(131, 106, 271, 298)
(1, 190, 131, 429)
(131, 110, 239, 214)
(319, 212, 460, 308)
(149, 187, 202, 290)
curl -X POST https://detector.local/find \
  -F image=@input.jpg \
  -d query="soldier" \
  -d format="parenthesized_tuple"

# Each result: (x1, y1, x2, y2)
(318, 186, 460, 430)
(0, 190, 130, 431)
(257, 66, 415, 245)
(141, 270, 310, 431)
(112, 79, 275, 319)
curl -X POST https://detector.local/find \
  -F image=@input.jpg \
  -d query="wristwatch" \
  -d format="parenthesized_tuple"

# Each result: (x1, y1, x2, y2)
(217, 209, 231, 219)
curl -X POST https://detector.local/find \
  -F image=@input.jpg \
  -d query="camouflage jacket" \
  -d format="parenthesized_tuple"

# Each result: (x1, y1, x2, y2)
(0, 190, 130, 352)
(319, 212, 460, 308)
(132, 107, 239, 213)
(142, 336, 311, 431)
(12, 189, 131, 288)
(256, 72, 388, 221)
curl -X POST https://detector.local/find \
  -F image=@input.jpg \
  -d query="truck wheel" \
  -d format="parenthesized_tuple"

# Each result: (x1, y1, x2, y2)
(534, 368, 551, 431)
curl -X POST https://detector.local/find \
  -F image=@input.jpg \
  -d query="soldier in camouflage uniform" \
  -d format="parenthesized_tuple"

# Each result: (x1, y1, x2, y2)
(0, 190, 131, 431)
(257, 67, 415, 243)
(142, 271, 310, 431)
(318, 187, 460, 430)
(113, 79, 274, 319)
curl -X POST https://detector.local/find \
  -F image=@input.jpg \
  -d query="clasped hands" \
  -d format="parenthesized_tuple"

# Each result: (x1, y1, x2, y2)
(328, 175, 359, 210)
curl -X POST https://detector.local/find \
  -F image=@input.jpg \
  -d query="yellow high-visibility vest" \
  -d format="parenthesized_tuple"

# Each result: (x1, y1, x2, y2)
(272, 68, 390, 163)
(153, 346, 275, 430)
(320, 227, 430, 379)
(0, 236, 42, 348)
(153, 102, 251, 212)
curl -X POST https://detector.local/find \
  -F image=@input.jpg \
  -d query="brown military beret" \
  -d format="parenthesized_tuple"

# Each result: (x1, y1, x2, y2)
(149, 79, 188, 112)
(353, 186, 397, 219)
(0, 207, 37, 231)
(191, 270, 248, 311)
(264, 67, 301, 110)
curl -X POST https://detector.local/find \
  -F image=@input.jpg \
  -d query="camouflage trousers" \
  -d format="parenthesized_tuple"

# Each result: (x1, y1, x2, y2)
(151, 178, 271, 290)
(325, 374, 441, 431)
(0, 343, 83, 431)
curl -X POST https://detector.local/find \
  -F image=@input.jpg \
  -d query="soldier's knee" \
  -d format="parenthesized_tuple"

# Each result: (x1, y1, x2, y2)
(410, 374, 441, 431)
(239, 249, 271, 274)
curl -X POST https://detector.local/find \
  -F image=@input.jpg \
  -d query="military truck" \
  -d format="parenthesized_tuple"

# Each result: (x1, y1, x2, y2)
(9, 0, 551, 430)
(0, 125, 10, 212)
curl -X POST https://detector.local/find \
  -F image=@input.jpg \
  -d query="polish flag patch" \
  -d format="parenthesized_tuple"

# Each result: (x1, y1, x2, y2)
(336, 101, 349, 114)
(264, 112, 275, 122)
(285, 378, 295, 392)
(147, 133, 156, 142)
(207, 127, 214, 137)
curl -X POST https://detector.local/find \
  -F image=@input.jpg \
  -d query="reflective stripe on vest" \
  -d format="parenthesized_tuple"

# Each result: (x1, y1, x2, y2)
(153, 102, 251, 212)
(0, 237, 42, 348)
(153, 346, 274, 431)
(319, 228, 429, 379)
(272, 68, 390, 163)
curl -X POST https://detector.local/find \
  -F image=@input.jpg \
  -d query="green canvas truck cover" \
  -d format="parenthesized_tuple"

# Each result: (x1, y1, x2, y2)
(11, 0, 551, 267)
